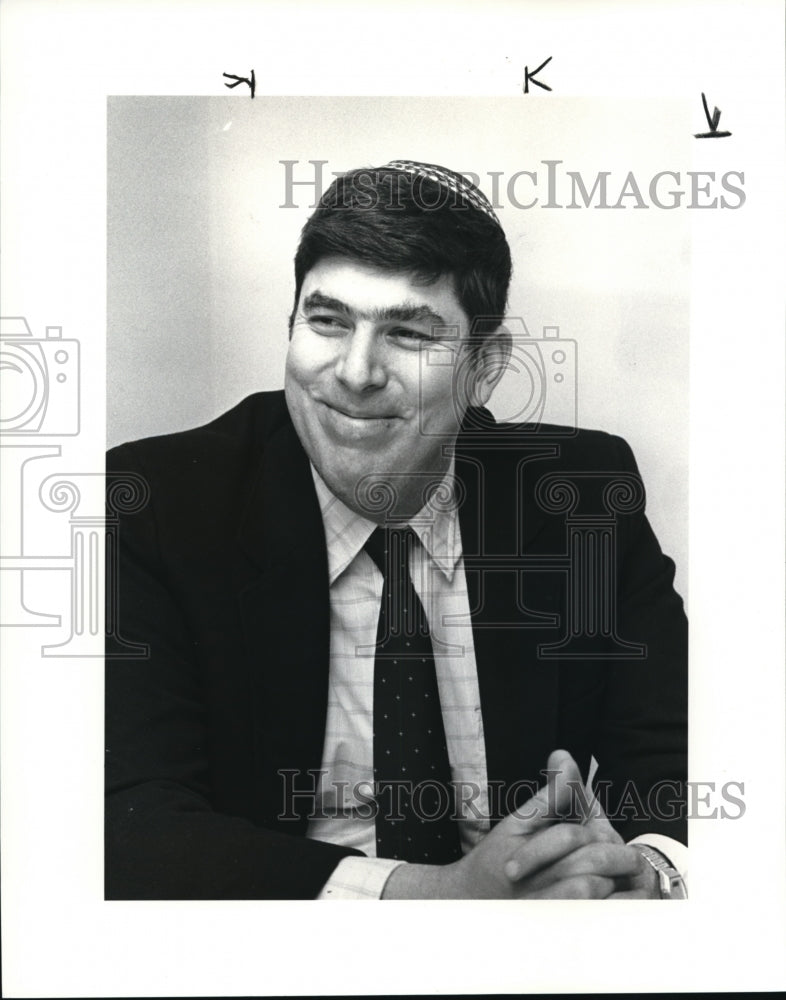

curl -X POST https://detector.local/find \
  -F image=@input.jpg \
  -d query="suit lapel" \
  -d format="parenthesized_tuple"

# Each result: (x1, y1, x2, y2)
(455, 413, 564, 817)
(236, 414, 331, 830)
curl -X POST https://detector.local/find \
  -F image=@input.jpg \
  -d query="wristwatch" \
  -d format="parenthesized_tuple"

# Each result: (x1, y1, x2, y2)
(634, 844, 688, 899)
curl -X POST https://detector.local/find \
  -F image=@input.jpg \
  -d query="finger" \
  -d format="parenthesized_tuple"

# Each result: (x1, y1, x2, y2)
(503, 821, 594, 881)
(522, 842, 642, 892)
(526, 874, 616, 900)
(509, 749, 583, 832)
(580, 790, 623, 844)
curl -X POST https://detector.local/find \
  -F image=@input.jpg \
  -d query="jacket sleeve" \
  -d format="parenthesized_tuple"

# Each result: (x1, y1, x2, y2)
(590, 434, 688, 845)
(105, 442, 363, 900)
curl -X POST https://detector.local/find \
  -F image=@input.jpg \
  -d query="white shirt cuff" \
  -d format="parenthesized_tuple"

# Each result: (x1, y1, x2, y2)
(628, 833, 688, 890)
(316, 856, 407, 900)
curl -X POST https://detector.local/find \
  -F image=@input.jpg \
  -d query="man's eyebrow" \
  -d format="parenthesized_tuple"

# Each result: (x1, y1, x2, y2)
(302, 291, 447, 327)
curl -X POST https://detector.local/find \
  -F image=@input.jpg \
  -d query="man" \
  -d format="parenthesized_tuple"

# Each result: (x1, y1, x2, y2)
(106, 161, 687, 900)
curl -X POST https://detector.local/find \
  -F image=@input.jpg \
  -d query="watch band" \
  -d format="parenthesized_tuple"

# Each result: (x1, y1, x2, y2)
(634, 844, 688, 899)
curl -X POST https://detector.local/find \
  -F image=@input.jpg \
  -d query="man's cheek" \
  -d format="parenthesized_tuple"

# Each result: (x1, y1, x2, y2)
(292, 340, 335, 378)
(286, 356, 317, 393)
(419, 383, 462, 435)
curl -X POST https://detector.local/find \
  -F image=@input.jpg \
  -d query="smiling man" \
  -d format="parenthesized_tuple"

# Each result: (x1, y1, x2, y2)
(286, 259, 487, 520)
(106, 161, 688, 900)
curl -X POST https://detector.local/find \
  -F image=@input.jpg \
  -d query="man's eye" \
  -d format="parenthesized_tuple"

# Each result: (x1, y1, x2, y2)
(309, 315, 349, 333)
(389, 328, 456, 353)
(389, 327, 431, 346)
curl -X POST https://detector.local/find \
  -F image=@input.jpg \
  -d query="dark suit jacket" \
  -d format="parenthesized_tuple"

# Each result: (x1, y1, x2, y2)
(105, 391, 687, 899)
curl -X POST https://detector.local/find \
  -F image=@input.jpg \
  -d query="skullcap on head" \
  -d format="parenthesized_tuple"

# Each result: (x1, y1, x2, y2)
(380, 159, 501, 226)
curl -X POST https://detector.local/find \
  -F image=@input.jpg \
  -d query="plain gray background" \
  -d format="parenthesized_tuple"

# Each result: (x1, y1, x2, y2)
(107, 96, 689, 598)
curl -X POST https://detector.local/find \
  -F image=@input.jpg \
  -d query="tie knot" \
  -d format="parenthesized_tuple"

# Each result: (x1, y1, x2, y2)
(364, 526, 417, 576)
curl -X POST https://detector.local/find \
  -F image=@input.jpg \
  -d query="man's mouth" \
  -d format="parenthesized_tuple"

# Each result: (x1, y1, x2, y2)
(319, 400, 399, 437)
(322, 401, 398, 421)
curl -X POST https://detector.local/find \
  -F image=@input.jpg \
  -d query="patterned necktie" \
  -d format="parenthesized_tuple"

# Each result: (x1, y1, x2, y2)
(364, 526, 462, 864)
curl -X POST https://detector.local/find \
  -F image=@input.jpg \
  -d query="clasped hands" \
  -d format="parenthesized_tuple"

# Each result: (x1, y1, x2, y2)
(383, 749, 659, 899)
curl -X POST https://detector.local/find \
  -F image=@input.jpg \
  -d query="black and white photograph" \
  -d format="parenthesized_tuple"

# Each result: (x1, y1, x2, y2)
(106, 97, 691, 905)
(2, 1, 784, 996)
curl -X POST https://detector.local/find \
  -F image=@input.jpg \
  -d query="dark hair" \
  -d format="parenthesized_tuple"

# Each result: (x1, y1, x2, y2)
(290, 167, 512, 348)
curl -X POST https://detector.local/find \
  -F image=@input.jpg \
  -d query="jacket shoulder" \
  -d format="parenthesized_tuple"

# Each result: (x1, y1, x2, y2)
(107, 391, 288, 473)
(459, 409, 636, 471)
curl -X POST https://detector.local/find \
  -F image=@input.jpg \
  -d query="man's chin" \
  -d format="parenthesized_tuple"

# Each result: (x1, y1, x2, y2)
(313, 457, 397, 519)
(319, 457, 454, 523)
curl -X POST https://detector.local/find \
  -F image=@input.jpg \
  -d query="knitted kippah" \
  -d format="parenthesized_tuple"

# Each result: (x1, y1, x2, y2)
(380, 159, 501, 226)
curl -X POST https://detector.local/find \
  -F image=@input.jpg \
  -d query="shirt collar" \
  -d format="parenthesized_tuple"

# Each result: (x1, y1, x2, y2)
(310, 463, 463, 585)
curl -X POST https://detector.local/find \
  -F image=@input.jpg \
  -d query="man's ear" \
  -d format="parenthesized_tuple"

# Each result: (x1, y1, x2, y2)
(467, 324, 513, 407)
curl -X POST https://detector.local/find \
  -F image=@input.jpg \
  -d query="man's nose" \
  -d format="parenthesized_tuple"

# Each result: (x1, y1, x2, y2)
(334, 327, 387, 393)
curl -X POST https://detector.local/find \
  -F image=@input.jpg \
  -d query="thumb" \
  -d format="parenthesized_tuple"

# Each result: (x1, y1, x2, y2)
(510, 749, 583, 832)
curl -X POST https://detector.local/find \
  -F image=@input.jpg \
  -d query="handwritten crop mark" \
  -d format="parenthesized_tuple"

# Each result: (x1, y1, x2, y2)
(694, 92, 731, 138)
(523, 56, 552, 94)
(223, 69, 256, 99)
